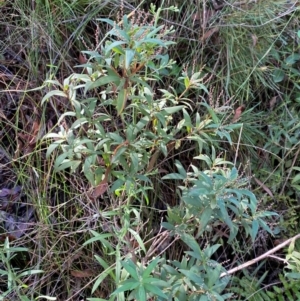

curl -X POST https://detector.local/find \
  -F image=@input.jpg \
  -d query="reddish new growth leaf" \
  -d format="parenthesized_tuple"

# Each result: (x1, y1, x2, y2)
(91, 179, 109, 199)
(78, 53, 87, 65)
(88, 166, 111, 199)
(232, 105, 245, 123)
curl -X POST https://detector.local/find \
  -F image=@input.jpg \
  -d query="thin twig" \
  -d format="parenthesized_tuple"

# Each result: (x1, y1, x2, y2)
(220, 233, 300, 277)
(267, 255, 288, 264)
(234, 123, 243, 166)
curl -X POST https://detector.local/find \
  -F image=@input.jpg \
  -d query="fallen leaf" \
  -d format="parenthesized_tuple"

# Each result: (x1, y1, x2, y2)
(0, 234, 17, 242)
(253, 177, 274, 198)
(70, 269, 95, 278)
(201, 27, 219, 42)
(269, 96, 278, 111)
(251, 34, 258, 47)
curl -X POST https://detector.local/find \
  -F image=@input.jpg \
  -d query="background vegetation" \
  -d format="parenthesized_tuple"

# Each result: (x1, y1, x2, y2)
(0, 0, 300, 300)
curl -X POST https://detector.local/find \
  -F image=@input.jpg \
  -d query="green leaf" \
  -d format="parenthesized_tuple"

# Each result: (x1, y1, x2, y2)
(129, 152, 139, 173)
(94, 255, 116, 281)
(182, 191, 204, 207)
(17, 269, 44, 277)
(44, 79, 61, 86)
(160, 143, 168, 157)
(237, 189, 257, 213)
(199, 207, 213, 234)
(174, 160, 187, 178)
(162, 173, 186, 180)
(216, 129, 232, 145)
(108, 132, 124, 143)
(83, 232, 113, 252)
(43, 132, 64, 139)
(116, 88, 127, 115)
(111, 145, 127, 164)
(57, 111, 76, 124)
(194, 154, 212, 168)
(133, 116, 150, 136)
(163, 106, 185, 115)
(125, 49, 135, 69)
(179, 269, 205, 285)
(144, 283, 168, 299)
(145, 25, 165, 39)
(285, 272, 300, 279)
(229, 167, 238, 181)
(228, 224, 239, 243)
(292, 172, 300, 184)
(122, 259, 139, 281)
(70, 118, 88, 129)
(180, 233, 201, 254)
(83, 156, 96, 185)
(199, 102, 219, 124)
(258, 219, 274, 235)
(110, 178, 125, 193)
(110, 28, 130, 42)
(207, 265, 221, 289)
(184, 77, 190, 89)
(85, 75, 121, 92)
(138, 38, 167, 47)
(285, 53, 300, 65)
(98, 17, 115, 27)
(138, 285, 146, 301)
(55, 160, 81, 172)
(41, 90, 67, 104)
(143, 257, 160, 279)
(128, 228, 146, 253)
(272, 69, 285, 83)
(112, 279, 139, 295)
(203, 244, 221, 258)
(251, 219, 259, 241)
(46, 141, 64, 158)
(105, 41, 126, 55)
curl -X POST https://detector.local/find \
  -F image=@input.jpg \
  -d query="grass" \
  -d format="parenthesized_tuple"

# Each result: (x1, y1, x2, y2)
(0, 0, 300, 299)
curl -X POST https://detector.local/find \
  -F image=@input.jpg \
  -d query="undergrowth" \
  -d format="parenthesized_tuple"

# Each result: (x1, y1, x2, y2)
(0, 0, 300, 300)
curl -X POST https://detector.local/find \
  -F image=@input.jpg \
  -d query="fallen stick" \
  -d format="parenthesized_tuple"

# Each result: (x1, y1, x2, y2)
(220, 233, 300, 278)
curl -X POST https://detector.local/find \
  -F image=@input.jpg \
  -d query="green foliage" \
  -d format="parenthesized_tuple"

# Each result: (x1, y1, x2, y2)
(229, 272, 300, 301)
(1, 0, 297, 298)
(42, 9, 179, 194)
(158, 235, 233, 301)
(85, 228, 233, 301)
(285, 237, 300, 280)
(229, 272, 271, 301)
(266, 274, 300, 301)
(0, 238, 44, 300)
(41, 8, 236, 199)
(162, 159, 276, 243)
(40, 7, 279, 300)
(112, 257, 168, 301)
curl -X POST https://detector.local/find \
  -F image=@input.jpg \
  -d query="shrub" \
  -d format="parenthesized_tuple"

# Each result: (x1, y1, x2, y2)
(42, 6, 277, 300)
